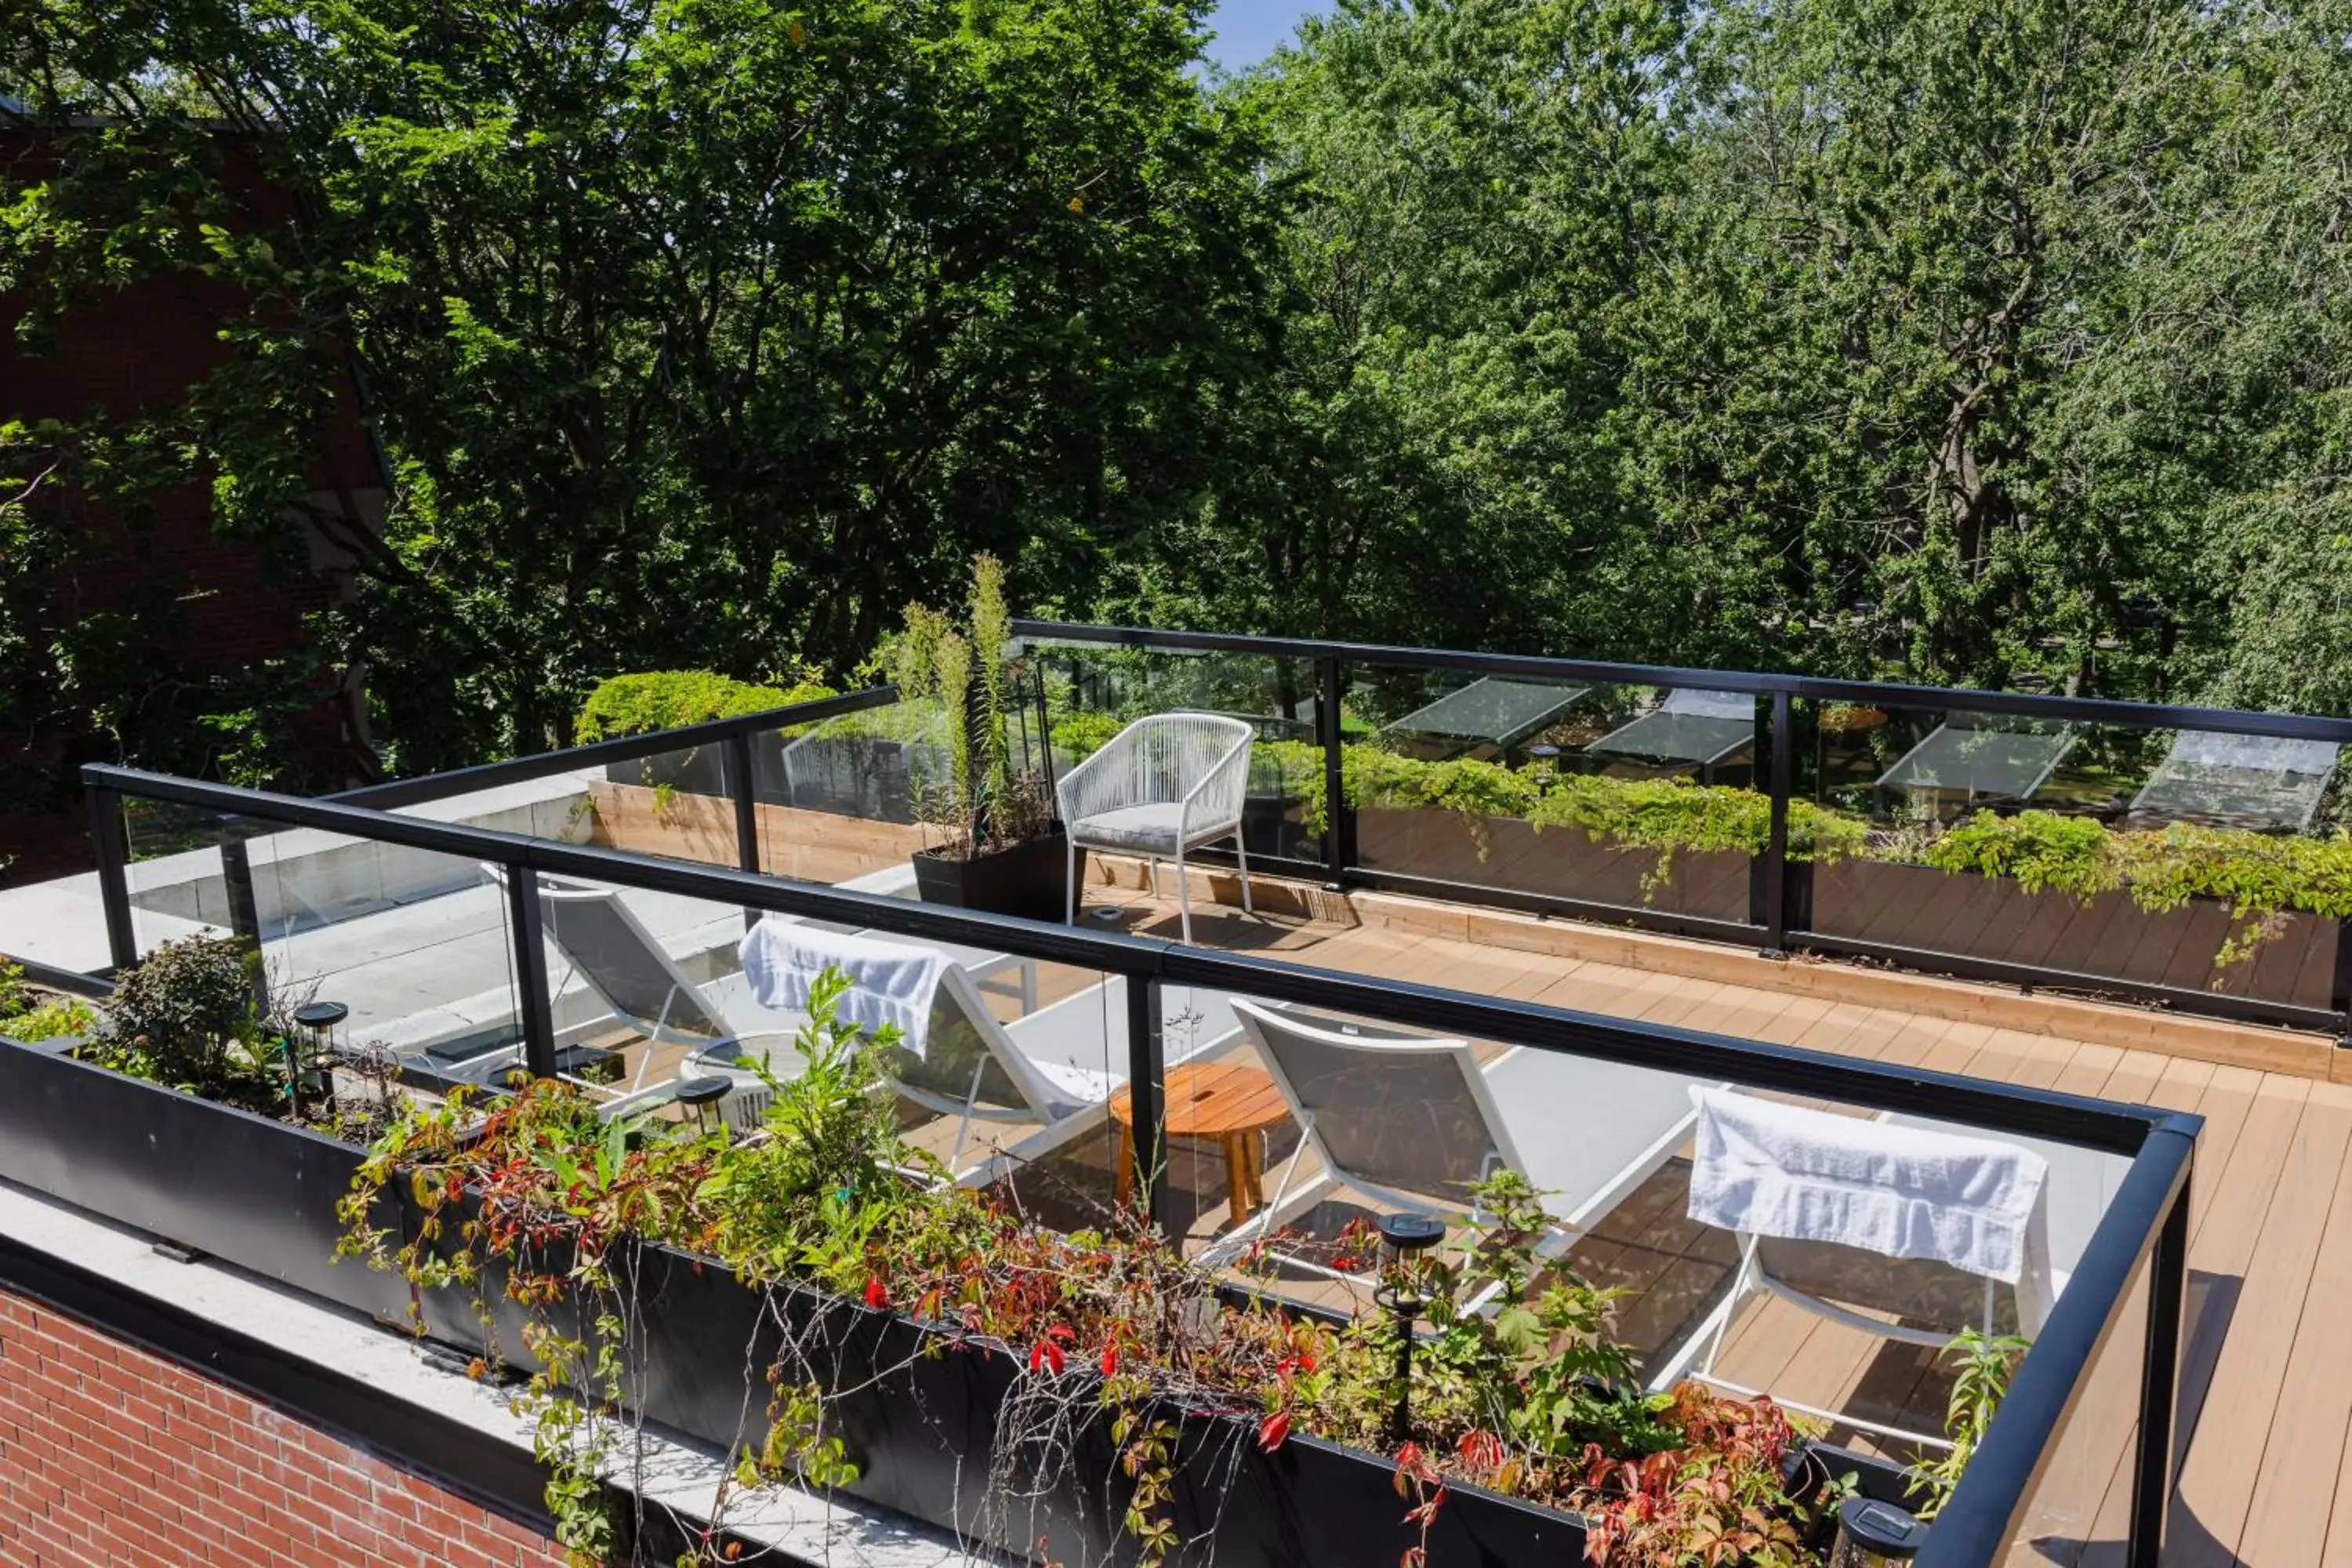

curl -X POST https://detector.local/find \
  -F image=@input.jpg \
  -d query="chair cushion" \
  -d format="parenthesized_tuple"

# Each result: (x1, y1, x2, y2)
(1070, 803, 1189, 852)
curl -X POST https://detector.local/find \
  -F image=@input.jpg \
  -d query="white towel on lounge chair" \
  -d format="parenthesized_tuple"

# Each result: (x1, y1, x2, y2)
(737, 918, 945, 1057)
(1686, 1087, 2048, 1284)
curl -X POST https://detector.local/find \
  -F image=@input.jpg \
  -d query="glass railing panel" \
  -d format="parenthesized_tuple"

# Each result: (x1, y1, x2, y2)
(1028, 639, 1323, 865)
(1165, 977, 2136, 1533)
(746, 695, 946, 886)
(1349, 667, 1763, 927)
(1991, 1252, 2153, 1568)
(120, 797, 249, 959)
(570, 739, 745, 869)
(243, 827, 522, 1074)
(1807, 707, 2343, 1013)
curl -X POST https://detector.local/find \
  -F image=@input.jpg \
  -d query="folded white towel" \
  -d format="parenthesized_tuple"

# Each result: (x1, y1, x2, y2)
(1686, 1087, 2048, 1284)
(736, 918, 945, 1058)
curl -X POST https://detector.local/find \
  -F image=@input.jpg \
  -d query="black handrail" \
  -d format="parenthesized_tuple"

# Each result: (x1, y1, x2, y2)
(1014, 619, 2352, 1036)
(1013, 619, 2352, 742)
(82, 763, 2176, 1153)
(77, 757, 2199, 1568)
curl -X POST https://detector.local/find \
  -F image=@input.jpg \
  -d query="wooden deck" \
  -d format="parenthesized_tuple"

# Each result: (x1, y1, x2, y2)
(1035, 869, 2352, 1568)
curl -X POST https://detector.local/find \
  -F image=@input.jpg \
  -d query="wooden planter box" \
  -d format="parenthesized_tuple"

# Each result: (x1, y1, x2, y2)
(605, 733, 927, 825)
(1808, 858, 2341, 1010)
(1353, 806, 1755, 926)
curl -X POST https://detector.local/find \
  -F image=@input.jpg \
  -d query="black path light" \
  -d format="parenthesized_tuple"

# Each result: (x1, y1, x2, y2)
(288, 1000, 347, 1120)
(1373, 1210, 1447, 1444)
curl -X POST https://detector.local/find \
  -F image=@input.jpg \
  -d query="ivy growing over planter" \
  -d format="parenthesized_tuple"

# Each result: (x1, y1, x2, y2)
(338, 976, 1846, 1568)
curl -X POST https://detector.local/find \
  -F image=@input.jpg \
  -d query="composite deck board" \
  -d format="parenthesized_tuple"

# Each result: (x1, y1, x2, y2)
(1041, 877, 2347, 1568)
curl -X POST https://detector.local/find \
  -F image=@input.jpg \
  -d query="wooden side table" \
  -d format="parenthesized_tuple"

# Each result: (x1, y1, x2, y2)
(1109, 1062, 1292, 1224)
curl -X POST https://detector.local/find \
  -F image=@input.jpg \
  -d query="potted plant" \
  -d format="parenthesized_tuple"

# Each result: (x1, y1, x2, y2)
(891, 554, 1072, 920)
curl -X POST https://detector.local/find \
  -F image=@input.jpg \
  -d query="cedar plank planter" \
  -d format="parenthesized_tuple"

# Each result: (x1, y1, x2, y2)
(1809, 858, 2339, 1011)
(1353, 806, 1755, 926)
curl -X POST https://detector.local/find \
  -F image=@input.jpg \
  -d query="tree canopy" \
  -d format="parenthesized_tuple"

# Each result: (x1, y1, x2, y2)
(6, 0, 2352, 788)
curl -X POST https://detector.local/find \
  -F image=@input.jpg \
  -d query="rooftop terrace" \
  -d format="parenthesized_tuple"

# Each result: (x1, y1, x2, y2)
(18, 620, 2352, 1568)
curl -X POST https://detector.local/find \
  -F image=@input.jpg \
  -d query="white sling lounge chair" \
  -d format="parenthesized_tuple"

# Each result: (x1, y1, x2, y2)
(1058, 713, 1254, 943)
(717, 919, 1243, 1185)
(464, 866, 791, 1117)
(1653, 1087, 2069, 1449)
(1208, 999, 1708, 1278)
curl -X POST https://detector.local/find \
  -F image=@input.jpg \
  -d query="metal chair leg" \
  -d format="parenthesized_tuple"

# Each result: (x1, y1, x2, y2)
(1233, 827, 1253, 916)
(1175, 845, 1193, 944)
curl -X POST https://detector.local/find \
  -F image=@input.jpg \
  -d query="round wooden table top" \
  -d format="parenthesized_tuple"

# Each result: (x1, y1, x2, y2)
(1108, 1061, 1290, 1139)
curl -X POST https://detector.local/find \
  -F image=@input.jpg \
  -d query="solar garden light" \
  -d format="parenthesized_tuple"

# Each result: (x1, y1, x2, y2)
(1374, 1211, 1447, 1444)
(1829, 1496, 1926, 1568)
(288, 1000, 347, 1120)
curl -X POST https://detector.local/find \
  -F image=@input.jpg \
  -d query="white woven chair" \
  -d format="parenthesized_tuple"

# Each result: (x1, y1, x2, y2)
(1057, 713, 1254, 943)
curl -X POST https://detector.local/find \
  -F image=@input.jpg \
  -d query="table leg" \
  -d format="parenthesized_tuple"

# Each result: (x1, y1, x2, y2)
(1115, 1123, 1134, 1210)
(1244, 1132, 1268, 1220)
(1225, 1135, 1252, 1225)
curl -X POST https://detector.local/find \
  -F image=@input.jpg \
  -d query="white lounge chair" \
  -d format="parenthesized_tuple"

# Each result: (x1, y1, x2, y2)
(464, 866, 796, 1116)
(1058, 713, 1254, 943)
(1653, 1088, 2079, 1449)
(717, 919, 1244, 1185)
(1209, 999, 1708, 1281)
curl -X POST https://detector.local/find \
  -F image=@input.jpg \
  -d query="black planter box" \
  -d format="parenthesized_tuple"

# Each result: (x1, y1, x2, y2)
(913, 832, 1076, 924)
(529, 1238, 1589, 1568)
(0, 1036, 1909, 1568)
(0, 1035, 414, 1326)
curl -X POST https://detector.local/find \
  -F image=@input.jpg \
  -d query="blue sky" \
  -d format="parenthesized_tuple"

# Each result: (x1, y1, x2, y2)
(1199, 0, 1330, 71)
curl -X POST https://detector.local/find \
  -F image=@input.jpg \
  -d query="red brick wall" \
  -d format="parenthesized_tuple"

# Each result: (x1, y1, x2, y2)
(0, 1287, 568, 1568)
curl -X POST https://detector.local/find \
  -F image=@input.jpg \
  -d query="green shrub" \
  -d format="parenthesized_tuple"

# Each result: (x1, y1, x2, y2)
(573, 669, 834, 743)
(89, 935, 267, 1094)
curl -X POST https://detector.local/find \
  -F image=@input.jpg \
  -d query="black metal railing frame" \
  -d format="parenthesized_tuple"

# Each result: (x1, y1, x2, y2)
(1014, 620, 2352, 1036)
(79, 758, 2194, 1568)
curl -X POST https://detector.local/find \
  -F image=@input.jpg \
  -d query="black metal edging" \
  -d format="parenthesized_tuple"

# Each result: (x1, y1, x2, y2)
(1915, 1118, 2198, 1568)
(1014, 621, 2352, 742)
(0, 951, 114, 999)
(80, 764, 2176, 1153)
(329, 686, 900, 811)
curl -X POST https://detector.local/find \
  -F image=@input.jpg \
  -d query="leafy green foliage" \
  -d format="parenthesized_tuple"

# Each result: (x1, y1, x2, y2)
(1922, 811, 2352, 960)
(1912, 1328, 2029, 1520)
(572, 670, 833, 745)
(85, 935, 277, 1098)
(339, 981, 1812, 1560)
(0, 962, 96, 1041)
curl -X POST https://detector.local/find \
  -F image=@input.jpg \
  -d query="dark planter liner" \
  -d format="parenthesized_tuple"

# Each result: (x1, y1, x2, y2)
(0, 1034, 413, 1326)
(913, 833, 1077, 924)
(1355, 806, 1755, 926)
(414, 1235, 1915, 1568)
(412, 1235, 1587, 1568)
(1809, 858, 2340, 1011)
